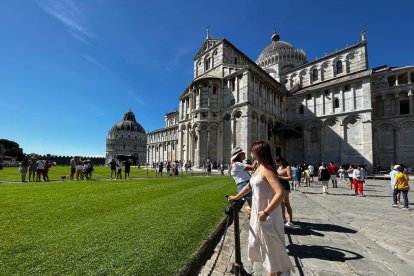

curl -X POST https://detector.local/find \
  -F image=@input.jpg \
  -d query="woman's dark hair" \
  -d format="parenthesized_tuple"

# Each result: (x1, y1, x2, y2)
(275, 156, 290, 168)
(250, 141, 277, 175)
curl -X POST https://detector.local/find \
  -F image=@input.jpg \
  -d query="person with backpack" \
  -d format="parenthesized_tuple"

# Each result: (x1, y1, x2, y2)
(318, 162, 331, 194)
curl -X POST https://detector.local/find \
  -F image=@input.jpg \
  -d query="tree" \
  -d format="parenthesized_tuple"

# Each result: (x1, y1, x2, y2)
(0, 139, 24, 160)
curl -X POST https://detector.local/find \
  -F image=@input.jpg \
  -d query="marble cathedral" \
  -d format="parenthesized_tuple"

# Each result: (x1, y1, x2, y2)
(146, 32, 414, 169)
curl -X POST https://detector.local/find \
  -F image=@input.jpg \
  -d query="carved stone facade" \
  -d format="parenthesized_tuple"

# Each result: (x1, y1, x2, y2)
(146, 112, 179, 165)
(371, 67, 414, 167)
(146, 32, 414, 169)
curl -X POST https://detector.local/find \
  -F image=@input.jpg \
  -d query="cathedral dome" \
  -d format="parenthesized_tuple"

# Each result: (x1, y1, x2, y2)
(256, 33, 307, 69)
(109, 110, 145, 134)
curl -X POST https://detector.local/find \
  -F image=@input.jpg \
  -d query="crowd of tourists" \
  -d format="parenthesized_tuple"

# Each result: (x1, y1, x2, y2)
(18, 156, 53, 182)
(227, 141, 411, 276)
(107, 158, 133, 180)
(69, 157, 95, 181)
(151, 161, 182, 177)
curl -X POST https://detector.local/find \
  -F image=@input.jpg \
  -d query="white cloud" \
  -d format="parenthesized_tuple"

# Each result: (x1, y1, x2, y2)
(35, 0, 96, 43)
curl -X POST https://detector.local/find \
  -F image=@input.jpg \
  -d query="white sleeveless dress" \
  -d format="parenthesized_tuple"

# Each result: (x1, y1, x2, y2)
(248, 172, 294, 273)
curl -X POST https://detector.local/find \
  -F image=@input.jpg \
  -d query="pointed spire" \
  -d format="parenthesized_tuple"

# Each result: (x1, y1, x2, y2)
(206, 26, 210, 39)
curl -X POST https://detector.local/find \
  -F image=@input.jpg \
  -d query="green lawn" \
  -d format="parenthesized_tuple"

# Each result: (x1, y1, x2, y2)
(0, 166, 210, 182)
(0, 176, 235, 275)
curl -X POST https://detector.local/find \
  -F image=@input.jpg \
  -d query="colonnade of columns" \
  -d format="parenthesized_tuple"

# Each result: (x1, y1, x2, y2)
(147, 141, 178, 165)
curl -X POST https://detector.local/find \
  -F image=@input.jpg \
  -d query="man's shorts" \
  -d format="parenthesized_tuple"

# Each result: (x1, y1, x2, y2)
(330, 175, 337, 181)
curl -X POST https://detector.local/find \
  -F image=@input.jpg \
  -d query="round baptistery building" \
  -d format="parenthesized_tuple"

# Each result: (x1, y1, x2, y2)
(106, 109, 147, 165)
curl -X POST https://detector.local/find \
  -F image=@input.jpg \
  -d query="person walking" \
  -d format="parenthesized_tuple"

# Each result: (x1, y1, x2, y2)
(338, 165, 346, 184)
(390, 165, 402, 205)
(347, 165, 355, 190)
(228, 141, 294, 276)
(392, 166, 410, 210)
(229, 147, 256, 213)
(19, 157, 29, 182)
(291, 164, 300, 191)
(352, 165, 365, 196)
(276, 156, 296, 228)
(308, 163, 315, 184)
(318, 163, 331, 194)
(328, 162, 338, 188)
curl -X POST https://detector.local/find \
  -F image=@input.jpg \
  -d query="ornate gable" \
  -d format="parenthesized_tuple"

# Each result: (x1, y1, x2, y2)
(193, 38, 223, 60)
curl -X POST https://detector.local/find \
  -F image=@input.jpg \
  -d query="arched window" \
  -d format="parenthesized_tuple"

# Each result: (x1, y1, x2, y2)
(312, 69, 318, 82)
(336, 60, 343, 75)
(205, 57, 211, 71)
(298, 104, 304, 115)
(234, 57, 238, 65)
(311, 127, 318, 143)
(334, 98, 340, 108)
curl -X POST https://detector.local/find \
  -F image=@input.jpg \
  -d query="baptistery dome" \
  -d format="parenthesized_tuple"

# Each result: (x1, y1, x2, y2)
(110, 110, 145, 134)
(256, 33, 307, 78)
(106, 109, 147, 165)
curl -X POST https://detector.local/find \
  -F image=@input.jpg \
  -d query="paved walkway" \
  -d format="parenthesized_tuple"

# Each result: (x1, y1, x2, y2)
(199, 179, 413, 276)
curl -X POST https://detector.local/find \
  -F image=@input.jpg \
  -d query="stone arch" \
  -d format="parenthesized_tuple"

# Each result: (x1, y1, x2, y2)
(398, 120, 414, 129)
(323, 117, 339, 128)
(374, 122, 396, 167)
(210, 123, 218, 130)
(231, 109, 242, 118)
(305, 119, 322, 131)
(373, 121, 396, 130)
(342, 114, 362, 126)
(251, 110, 258, 120)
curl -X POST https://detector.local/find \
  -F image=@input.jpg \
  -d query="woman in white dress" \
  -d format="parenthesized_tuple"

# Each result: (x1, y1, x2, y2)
(228, 141, 294, 276)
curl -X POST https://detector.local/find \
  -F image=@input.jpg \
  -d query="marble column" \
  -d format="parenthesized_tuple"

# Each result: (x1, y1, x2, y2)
(196, 129, 201, 166)
(395, 94, 400, 115)
(206, 129, 210, 160)
(352, 86, 356, 110)
(408, 90, 413, 114)
(394, 127, 399, 164)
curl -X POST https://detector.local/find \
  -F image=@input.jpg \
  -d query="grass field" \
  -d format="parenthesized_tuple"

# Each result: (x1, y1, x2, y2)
(0, 176, 235, 275)
(0, 166, 210, 182)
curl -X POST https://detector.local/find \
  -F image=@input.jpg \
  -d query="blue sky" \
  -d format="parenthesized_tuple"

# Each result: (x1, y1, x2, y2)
(1, 0, 413, 157)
